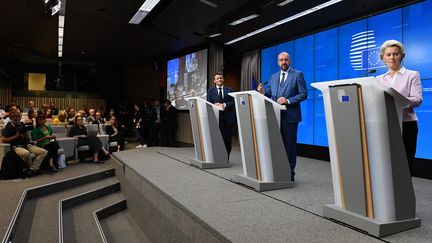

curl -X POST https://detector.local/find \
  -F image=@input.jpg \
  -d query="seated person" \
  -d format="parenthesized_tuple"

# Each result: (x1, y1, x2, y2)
(105, 115, 125, 152)
(68, 112, 83, 125)
(23, 109, 38, 126)
(1, 109, 47, 175)
(45, 108, 53, 119)
(31, 115, 60, 172)
(106, 109, 116, 123)
(92, 111, 105, 125)
(68, 116, 110, 163)
(53, 110, 68, 125)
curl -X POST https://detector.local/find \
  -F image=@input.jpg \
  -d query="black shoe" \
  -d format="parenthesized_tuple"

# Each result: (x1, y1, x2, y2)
(291, 175, 295, 182)
(33, 169, 42, 176)
(22, 168, 33, 178)
(49, 166, 59, 173)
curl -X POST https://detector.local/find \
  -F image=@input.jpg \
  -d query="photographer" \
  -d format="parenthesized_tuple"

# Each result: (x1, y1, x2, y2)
(1, 109, 47, 176)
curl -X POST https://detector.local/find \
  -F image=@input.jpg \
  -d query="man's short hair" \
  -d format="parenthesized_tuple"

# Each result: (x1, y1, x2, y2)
(214, 72, 223, 77)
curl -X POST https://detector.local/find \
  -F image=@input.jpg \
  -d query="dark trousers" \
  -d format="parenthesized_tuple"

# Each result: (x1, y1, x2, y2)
(150, 124, 161, 146)
(43, 141, 60, 168)
(137, 127, 148, 146)
(219, 120, 234, 156)
(161, 124, 176, 147)
(280, 122, 299, 178)
(403, 121, 418, 175)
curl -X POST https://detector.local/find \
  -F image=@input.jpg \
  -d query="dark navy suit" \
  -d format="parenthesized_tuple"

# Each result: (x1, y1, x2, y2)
(264, 68, 308, 178)
(207, 86, 236, 156)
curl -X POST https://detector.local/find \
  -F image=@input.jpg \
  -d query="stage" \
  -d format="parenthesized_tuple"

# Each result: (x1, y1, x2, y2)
(113, 146, 432, 242)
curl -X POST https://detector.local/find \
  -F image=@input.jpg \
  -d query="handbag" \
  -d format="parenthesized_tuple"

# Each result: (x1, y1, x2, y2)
(57, 153, 66, 169)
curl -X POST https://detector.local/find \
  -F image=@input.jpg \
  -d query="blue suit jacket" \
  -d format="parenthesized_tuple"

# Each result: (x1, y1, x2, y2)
(264, 68, 308, 123)
(207, 86, 236, 123)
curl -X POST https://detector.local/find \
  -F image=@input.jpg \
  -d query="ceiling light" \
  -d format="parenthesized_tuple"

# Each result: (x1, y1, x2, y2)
(59, 15, 65, 27)
(277, 0, 294, 6)
(225, 0, 343, 45)
(198, 0, 218, 8)
(58, 51, 62, 57)
(58, 45, 63, 51)
(129, 10, 148, 24)
(129, 0, 160, 24)
(229, 14, 259, 26)
(58, 27, 64, 37)
(208, 33, 222, 38)
(58, 37, 63, 45)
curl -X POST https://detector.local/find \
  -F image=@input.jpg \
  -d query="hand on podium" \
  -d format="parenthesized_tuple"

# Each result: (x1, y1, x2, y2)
(277, 97, 289, 105)
(257, 84, 265, 94)
(215, 103, 225, 110)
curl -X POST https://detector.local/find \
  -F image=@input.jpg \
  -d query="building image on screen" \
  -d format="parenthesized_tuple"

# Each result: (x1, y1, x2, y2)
(167, 49, 208, 110)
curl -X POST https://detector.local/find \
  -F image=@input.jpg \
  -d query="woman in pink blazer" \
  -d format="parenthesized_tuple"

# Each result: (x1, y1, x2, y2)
(377, 40, 423, 175)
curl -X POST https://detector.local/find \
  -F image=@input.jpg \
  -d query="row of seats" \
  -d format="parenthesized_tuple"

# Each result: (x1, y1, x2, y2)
(0, 124, 116, 169)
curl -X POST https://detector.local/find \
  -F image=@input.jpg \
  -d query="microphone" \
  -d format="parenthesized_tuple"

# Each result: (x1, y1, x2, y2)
(368, 69, 377, 74)
(258, 81, 269, 87)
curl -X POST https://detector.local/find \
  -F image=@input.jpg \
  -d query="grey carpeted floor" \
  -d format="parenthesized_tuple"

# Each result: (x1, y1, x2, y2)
(100, 209, 151, 243)
(116, 146, 432, 243)
(0, 160, 115, 240)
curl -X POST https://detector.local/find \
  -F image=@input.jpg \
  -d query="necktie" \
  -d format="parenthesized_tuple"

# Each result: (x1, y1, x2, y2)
(218, 87, 223, 103)
(280, 72, 286, 85)
(277, 73, 286, 97)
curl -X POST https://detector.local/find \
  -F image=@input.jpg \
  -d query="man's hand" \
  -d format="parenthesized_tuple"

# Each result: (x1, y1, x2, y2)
(215, 103, 225, 110)
(257, 84, 265, 94)
(277, 97, 288, 105)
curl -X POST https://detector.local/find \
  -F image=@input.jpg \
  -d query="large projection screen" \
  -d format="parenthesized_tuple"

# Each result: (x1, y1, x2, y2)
(167, 49, 208, 110)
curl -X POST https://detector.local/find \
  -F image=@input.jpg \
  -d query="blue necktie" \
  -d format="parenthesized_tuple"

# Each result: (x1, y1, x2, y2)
(278, 73, 285, 96)
(218, 87, 223, 103)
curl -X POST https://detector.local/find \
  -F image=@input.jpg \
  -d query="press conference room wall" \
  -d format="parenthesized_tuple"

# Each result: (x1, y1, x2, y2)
(261, 0, 432, 160)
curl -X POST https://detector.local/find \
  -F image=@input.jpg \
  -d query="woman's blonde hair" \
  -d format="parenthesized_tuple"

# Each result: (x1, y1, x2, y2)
(379, 40, 405, 60)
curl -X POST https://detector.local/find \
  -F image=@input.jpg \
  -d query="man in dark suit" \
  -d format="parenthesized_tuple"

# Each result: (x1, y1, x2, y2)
(207, 72, 236, 158)
(161, 100, 178, 147)
(150, 100, 164, 146)
(258, 52, 308, 181)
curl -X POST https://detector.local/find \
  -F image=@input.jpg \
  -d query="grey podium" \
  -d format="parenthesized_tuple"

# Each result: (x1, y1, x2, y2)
(312, 77, 420, 237)
(186, 97, 230, 169)
(229, 91, 294, 191)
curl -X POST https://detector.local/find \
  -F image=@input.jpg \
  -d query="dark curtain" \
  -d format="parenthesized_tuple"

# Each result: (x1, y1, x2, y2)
(241, 50, 260, 91)
(208, 42, 224, 84)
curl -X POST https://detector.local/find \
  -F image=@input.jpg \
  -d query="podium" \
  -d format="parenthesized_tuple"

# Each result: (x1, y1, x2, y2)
(311, 77, 420, 237)
(186, 97, 230, 169)
(229, 91, 294, 191)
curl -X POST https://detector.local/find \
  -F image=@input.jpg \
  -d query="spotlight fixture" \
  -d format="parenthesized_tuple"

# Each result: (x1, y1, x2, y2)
(45, 0, 62, 16)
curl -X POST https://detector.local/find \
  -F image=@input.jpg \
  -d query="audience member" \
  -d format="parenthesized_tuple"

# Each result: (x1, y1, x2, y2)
(68, 116, 110, 163)
(86, 109, 96, 123)
(50, 101, 59, 115)
(1, 109, 47, 176)
(53, 110, 68, 125)
(24, 100, 37, 113)
(106, 115, 125, 152)
(31, 115, 60, 172)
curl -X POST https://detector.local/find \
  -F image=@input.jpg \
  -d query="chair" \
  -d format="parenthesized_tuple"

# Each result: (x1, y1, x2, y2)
(72, 124, 109, 161)
(100, 124, 118, 150)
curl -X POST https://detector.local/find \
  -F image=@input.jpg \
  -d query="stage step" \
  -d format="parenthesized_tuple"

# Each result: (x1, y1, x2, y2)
(6, 169, 116, 243)
(99, 207, 151, 243)
(62, 192, 125, 243)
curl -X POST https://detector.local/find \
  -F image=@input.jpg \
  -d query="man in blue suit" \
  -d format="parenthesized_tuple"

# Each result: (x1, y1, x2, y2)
(258, 52, 308, 181)
(207, 72, 236, 159)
